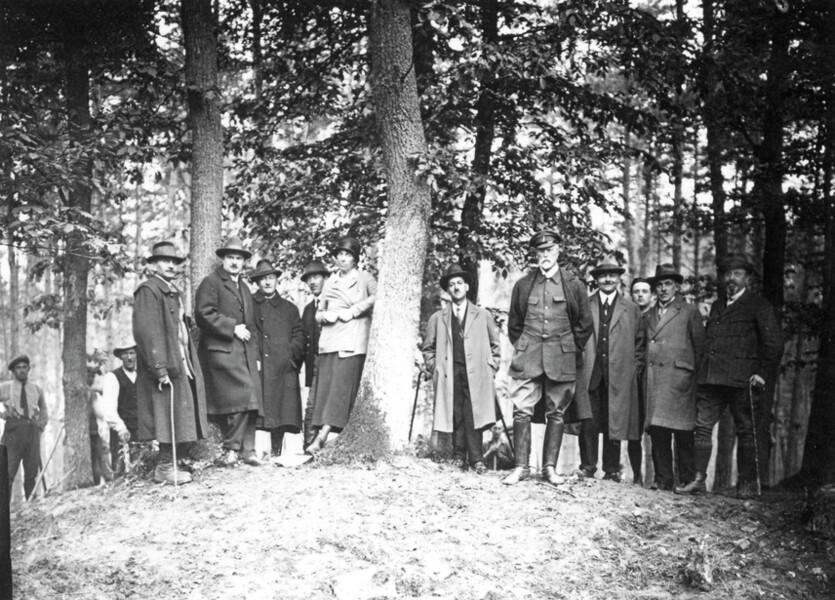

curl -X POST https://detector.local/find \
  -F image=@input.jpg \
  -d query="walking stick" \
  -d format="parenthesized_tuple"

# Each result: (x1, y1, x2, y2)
(29, 424, 64, 501)
(748, 381, 762, 497)
(494, 398, 514, 460)
(169, 384, 178, 488)
(408, 371, 424, 442)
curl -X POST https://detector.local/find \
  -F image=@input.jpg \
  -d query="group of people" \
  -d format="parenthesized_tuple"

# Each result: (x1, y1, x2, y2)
(0, 227, 782, 499)
(422, 229, 782, 499)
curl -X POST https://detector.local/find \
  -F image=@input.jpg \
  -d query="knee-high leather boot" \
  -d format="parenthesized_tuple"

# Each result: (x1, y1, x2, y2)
(502, 420, 531, 485)
(541, 421, 564, 485)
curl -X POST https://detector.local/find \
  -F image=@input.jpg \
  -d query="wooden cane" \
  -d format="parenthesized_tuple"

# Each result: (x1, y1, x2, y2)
(29, 424, 64, 502)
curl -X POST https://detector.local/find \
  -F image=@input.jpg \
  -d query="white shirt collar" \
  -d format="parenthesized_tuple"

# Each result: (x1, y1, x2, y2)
(727, 287, 746, 306)
(539, 263, 560, 280)
(599, 291, 618, 306)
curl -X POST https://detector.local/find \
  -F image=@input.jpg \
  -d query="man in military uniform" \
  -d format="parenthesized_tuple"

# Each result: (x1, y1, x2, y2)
(676, 254, 782, 498)
(503, 230, 593, 485)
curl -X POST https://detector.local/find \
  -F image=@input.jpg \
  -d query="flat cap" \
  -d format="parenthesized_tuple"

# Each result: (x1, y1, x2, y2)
(7, 355, 30, 371)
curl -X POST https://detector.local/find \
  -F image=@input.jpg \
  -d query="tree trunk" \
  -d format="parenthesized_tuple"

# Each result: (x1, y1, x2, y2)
(61, 12, 93, 489)
(671, 0, 685, 271)
(622, 133, 638, 273)
(181, 0, 223, 291)
(702, 0, 727, 267)
(323, 0, 431, 462)
(692, 129, 700, 279)
(639, 142, 654, 274)
(458, 0, 499, 302)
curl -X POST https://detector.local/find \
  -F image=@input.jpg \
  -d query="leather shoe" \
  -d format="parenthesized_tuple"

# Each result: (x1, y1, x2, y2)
(242, 452, 263, 467)
(737, 480, 759, 499)
(602, 472, 622, 483)
(450, 458, 466, 470)
(654, 480, 673, 491)
(153, 462, 193, 485)
(574, 467, 595, 479)
(473, 462, 487, 475)
(542, 466, 562, 485)
(674, 472, 706, 495)
(220, 449, 239, 467)
(502, 466, 530, 485)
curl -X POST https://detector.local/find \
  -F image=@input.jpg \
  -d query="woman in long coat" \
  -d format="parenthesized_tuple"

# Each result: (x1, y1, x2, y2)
(250, 260, 306, 455)
(133, 241, 208, 484)
(307, 237, 377, 453)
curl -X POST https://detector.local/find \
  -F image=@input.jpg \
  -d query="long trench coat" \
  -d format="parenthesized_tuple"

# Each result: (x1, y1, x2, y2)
(422, 301, 501, 433)
(195, 265, 263, 416)
(132, 274, 208, 444)
(575, 292, 645, 440)
(643, 296, 706, 431)
(253, 291, 306, 432)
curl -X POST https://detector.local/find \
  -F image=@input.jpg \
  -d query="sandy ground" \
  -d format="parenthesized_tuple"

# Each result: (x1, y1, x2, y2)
(8, 455, 834, 600)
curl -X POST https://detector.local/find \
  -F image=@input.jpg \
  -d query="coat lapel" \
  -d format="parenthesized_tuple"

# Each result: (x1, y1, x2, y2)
(590, 292, 600, 341)
(650, 299, 681, 338)
(610, 294, 625, 330)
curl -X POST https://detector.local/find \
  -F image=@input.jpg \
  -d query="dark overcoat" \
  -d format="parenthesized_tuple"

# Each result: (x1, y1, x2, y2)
(643, 296, 706, 431)
(132, 274, 208, 444)
(422, 301, 501, 432)
(253, 291, 306, 432)
(507, 267, 593, 423)
(301, 299, 319, 387)
(195, 265, 263, 416)
(698, 289, 782, 388)
(575, 292, 645, 440)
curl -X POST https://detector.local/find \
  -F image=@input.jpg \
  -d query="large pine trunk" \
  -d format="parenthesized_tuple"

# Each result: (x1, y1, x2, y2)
(323, 0, 431, 462)
(181, 0, 223, 289)
(61, 13, 93, 489)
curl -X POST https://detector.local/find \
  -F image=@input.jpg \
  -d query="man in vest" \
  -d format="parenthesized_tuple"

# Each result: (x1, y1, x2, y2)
(98, 338, 138, 475)
(300, 260, 329, 450)
(0, 355, 48, 499)
(422, 263, 501, 474)
(503, 230, 593, 485)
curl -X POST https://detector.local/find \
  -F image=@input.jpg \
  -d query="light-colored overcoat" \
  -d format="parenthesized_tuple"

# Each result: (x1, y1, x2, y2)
(195, 265, 263, 416)
(643, 296, 706, 431)
(575, 292, 645, 440)
(132, 274, 208, 444)
(422, 301, 501, 433)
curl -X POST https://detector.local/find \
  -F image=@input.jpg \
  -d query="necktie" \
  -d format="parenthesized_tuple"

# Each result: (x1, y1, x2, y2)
(20, 384, 29, 419)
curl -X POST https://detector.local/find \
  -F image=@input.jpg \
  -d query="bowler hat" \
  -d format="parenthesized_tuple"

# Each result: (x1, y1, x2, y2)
(332, 237, 361, 261)
(720, 253, 754, 273)
(146, 241, 185, 264)
(249, 259, 282, 281)
(590, 260, 626, 278)
(215, 236, 252, 260)
(7, 354, 29, 371)
(439, 263, 473, 290)
(529, 229, 562, 249)
(301, 261, 329, 282)
(649, 263, 684, 286)
(113, 337, 137, 357)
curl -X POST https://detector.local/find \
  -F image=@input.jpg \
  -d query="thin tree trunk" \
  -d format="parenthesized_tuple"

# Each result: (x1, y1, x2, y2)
(181, 0, 223, 292)
(692, 130, 700, 279)
(639, 143, 653, 274)
(671, 0, 685, 271)
(622, 132, 638, 272)
(61, 11, 93, 489)
(458, 0, 499, 302)
(324, 0, 431, 461)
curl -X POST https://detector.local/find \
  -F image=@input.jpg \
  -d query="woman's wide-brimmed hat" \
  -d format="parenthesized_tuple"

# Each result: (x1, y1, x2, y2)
(215, 236, 252, 260)
(589, 260, 626, 278)
(249, 259, 282, 281)
(649, 263, 684, 286)
(301, 261, 329, 282)
(331, 237, 361, 261)
(439, 263, 473, 290)
(146, 241, 185, 264)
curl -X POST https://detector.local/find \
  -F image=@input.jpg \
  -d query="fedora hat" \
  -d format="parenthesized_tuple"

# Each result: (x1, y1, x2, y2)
(249, 259, 282, 281)
(301, 261, 329, 282)
(590, 260, 626, 278)
(216, 236, 252, 260)
(7, 354, 29, 371)
(332, 237, 361, 261)
(113, 337, 137, 357)
(649, 263, 683, 286)
(439, 263, 472, 290)
(529, 229, 562, 249)
(720, 253, 754, 273)
(146, 241, 185, 264)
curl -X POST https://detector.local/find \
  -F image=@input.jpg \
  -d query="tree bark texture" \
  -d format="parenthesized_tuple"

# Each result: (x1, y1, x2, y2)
(323, 0, 431, 462)
(622, 134, 639, 274)
(61, 14, 94, 490)
(181, 0, 223, 291)
(458, 0, 499, 302)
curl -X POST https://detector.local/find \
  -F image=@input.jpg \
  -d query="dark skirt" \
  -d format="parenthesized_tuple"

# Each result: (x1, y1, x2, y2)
(311, 353, 366, 429)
